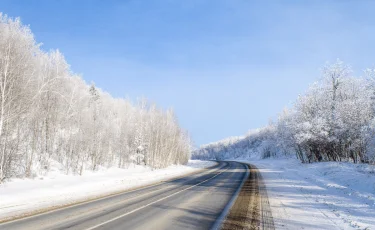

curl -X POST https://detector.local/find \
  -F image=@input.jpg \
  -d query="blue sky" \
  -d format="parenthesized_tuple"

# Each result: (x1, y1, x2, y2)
(1, 0, 375, 146)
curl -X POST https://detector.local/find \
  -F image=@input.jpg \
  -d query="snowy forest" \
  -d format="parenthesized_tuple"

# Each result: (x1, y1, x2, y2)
(0, 14, 191, 182)
(194, 61, 375, 165)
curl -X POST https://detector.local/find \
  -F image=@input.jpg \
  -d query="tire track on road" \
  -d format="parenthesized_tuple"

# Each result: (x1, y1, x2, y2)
(221, 163, 274, 230)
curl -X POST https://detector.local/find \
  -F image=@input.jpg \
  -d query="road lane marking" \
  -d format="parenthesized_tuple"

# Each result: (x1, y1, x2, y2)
(210, 163, 249, 230)
(85, 166, 230, 230)
(0, 162, 224, 226)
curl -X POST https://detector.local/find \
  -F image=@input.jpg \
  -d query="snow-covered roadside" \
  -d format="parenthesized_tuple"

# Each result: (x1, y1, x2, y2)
(0, 160, 215, 221)
(239, 158, 375, 230)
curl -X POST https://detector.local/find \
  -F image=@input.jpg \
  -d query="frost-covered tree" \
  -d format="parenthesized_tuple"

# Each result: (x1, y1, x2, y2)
(0, 14, 40, 180)
(0, 13, 191, 182)
(194, 60, 375, 165)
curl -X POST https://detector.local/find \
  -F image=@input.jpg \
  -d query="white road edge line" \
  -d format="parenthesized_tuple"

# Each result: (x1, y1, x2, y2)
(210, 162, 250, 230)
(0, 162, 221, 226)
(84, 166, 230, 230)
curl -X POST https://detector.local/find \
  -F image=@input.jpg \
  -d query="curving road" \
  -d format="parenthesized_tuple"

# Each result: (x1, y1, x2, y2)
(0, 161, 272, 230)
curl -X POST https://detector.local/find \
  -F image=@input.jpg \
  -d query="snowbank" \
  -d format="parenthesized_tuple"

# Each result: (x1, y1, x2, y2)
(0, 160, 215, 221)
(239, 158, 375, 230)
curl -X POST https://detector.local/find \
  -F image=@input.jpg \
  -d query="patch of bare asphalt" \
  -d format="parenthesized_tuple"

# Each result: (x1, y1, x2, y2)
(221, 163, 274, 230)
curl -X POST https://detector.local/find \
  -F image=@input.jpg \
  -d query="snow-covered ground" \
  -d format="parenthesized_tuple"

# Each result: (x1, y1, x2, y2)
(241, 158, 375, 230)
(2, 158, 373, 229)
(0, 160, 215, 222)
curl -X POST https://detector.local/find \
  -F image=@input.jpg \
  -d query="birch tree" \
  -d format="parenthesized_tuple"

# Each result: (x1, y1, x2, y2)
(0, 13, 191, 182)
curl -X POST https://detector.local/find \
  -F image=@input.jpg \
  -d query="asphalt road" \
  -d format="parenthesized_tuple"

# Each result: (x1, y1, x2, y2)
(0, 161, 251, 230)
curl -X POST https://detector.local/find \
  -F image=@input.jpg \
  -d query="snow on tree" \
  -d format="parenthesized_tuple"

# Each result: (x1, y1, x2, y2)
(194, 60, 375, 165)
(0, 13, 191, 182)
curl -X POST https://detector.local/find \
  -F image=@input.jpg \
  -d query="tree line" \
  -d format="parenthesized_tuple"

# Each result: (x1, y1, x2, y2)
(193, 60, 375, 164)
(0, 14, 191, 182)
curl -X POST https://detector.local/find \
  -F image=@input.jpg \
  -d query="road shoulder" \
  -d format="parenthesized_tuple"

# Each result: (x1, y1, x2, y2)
(246, 159, 375, 230)
(221, 162, 275, 230)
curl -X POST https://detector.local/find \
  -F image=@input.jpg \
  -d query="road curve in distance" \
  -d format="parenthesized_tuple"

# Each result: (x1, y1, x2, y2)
(0, 161, 253, 230)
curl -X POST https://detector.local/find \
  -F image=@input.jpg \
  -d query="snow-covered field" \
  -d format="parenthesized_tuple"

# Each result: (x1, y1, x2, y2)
(242, 159, 375, 230)
(0, 160, 215, 222)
